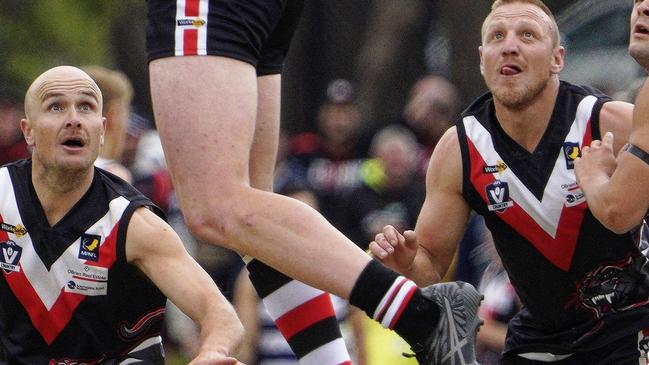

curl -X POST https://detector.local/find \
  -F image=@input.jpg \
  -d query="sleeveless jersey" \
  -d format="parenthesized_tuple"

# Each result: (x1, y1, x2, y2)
(456, 81, 649, 355)
(0, 159, 167, 364)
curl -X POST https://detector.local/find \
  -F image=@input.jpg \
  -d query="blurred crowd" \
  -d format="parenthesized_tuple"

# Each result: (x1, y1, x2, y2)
(1, 63, 643, 365)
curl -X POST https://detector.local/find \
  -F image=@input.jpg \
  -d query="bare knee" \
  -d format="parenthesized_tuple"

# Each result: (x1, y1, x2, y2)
(181, 189, 254, 252)
(184, 208, 240, 251)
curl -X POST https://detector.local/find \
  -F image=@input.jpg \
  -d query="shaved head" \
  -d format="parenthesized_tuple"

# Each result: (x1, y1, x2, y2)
(24, 66, 102, 120)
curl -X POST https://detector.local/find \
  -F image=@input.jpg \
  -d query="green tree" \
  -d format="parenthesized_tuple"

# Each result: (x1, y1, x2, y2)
(0, 1, 124, 101)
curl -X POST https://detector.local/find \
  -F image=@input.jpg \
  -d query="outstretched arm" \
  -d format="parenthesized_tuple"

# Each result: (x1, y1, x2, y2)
(126, 207, 244, 364)
(370, 127, 472, 286)
(575, 93, 649, 233)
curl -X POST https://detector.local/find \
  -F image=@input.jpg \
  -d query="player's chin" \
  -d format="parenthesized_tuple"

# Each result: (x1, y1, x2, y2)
(56, 156, 94, 172)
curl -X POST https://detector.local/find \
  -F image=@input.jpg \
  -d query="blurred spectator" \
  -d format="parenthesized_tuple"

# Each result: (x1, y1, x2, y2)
(130, 129, 174, 213)
(337, 124, 424, 249)
(476, 231, 521, 365)
(273, 130, 307, 194)
(400, 76, 492, 288)
(83, 66, 134, 183)
(451, 213, 493, 288)
(121, 111, 151, 170)
(401, 75, 461, 180)
(0, 94, 30, 165)
(233, 183, 366, 365)
(334, 124, 424, 364)
(288, 79, 371, 224)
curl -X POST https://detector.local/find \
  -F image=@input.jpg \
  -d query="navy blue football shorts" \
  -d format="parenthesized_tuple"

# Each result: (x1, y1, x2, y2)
(146, 0, 303, 75)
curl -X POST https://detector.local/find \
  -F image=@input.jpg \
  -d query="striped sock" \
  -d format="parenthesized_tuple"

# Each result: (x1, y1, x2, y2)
(247, 259, 352, 365)
(372, 276, 418, 328)
(349, 260, 439, 348)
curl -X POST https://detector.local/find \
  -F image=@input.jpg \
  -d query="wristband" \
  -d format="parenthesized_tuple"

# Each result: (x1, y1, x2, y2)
(622, 143, 649, 166)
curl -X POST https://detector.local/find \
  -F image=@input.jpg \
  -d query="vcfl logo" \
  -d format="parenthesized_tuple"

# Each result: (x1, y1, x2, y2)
(0, 240, 21, 273)
(487, 180, 513, 213)
(3, 246, 17, 263)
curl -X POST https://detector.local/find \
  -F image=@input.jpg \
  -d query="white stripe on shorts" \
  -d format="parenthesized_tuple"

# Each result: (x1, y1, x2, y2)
(174, 0, 209, 56)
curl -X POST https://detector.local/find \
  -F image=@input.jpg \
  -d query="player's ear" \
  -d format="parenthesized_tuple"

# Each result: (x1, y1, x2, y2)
(21, 119, 35, 146)
(479, 46, 485, 76)
(550, 46, 565, 75)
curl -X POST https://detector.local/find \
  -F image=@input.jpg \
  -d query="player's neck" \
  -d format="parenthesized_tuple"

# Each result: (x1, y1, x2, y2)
(31, 162, 95, 226)
(495, 78, 560, 153)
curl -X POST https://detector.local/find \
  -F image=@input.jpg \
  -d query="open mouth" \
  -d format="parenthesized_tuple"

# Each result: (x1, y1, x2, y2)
(635, 24, 649, 35)
(62, 137, 85, 148)
(500, 64, 522, 76)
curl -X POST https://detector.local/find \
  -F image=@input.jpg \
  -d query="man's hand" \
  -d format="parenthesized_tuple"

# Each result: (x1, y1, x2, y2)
(575, 131, 617, 184)
(369, 225, 418, 276)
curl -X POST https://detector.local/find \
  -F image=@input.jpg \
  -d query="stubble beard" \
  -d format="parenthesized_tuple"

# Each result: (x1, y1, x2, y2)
(35, 152, 93, 194)
(630, 45, 649, 71)
(491, 76, 550, 110)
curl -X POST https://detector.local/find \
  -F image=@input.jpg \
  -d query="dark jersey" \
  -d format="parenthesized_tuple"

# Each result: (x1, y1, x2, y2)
(456, 82, 649, 355)
(0, 159, 167, 364)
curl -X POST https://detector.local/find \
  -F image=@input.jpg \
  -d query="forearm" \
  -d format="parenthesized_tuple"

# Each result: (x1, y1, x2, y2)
(580, 155, 649, 233)
(579, 171, 618, 228)
(194, 298, 244, 356)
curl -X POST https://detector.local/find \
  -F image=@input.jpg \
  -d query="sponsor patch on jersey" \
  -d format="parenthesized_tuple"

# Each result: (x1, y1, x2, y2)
(561, 181, 586, 207)
(483, 161, 508, 174)
(486, 180, 514, 213)
(65, 265, 108, 296)
(0, 222, 27, 237)
(563, 142, 581, 170)
(177, 17, 206, 27)
(78, 234, 101, 262)
(0, 240, 21, 274)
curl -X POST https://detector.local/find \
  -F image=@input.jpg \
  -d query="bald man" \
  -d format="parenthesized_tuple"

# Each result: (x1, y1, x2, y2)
(0, 66, 243, 364)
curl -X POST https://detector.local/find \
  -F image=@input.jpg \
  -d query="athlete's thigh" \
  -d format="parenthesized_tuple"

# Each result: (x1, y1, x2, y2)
(249, 74, 281, 191)
(149, 56, 258, 203)
(147, 0, 292, 198)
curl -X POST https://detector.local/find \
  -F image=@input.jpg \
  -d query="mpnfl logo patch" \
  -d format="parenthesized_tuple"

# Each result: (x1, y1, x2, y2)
(487, 180, 514, 213)
(78, 234, 101, 262)
(563, 142, 581, 170)
(0, 240, 22, 274)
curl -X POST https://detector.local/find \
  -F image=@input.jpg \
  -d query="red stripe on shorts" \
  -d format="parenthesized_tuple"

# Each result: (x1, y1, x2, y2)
(183, 29, 198, 55)
(185, 0, 199, 17)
